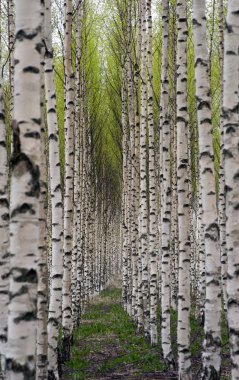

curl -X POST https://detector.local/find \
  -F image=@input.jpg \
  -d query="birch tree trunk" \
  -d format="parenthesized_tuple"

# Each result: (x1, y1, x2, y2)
(193, 0, 221, 378)
(7, 0, 15, 118)
(139, 0, 149, 337)
(6, 1, 42, 378)
(44, 0, 64, 377)
(126, 0, 138, 321)
(0, 6, 9, 368)
(62, 0, 75, 363)
(218, 0, 227, 312)
(122, 56, 129, 312)
(36, 82, 48, 380)
(176, 1, 191, 378)
(72, 0, 83, 329)
(135, 0, 142, 330)
(146, 0, 158, 345)
(160, 0, 174, 368)
(223, 2, 239, 379)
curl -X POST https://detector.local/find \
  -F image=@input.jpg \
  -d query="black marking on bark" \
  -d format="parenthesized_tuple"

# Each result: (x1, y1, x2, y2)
(6, 357, 35, 379)
(9, 285, 29, 300)
(13, 268, 37, 283)
(228, 298, 239, 308)
(0, 198, 9, 208)
(11, 203, 35, 218)
(0, 334, 7, 343)
(32, 118, 41, 125)
(49, 133, 58, 141)
(11, 120, 21, 158)
(229, 327, 239, 337)
(233, 171, 239, 181)
(223, 148, 233, 158)
(1, 212, 9, 221)
(16, 29, 38, 41)
(25, 131, 40, 139)
(48, 108, 57, 114)
(54, 184, 61, 192)
(14, 311, 37, 324)
(198, 100, 211, 110)
(35, 42, 42, 54)
(52, 274, 62, 279)
(23, 66, 40, 74)
(195, 57, 208, 68)
(225, 125, 236, 134)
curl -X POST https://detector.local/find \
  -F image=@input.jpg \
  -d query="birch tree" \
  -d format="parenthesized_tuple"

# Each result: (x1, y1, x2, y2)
(176, 1, 191, 378)
(36, 84, 48, 380)
(44, 0, 64, 377)
(62, 0, 75, 362)
(193, 0, 221, 378)
(160, 0, 174, 368)
(147, 0, 158, 346)
(139, 0, 149, 336)
(0, 4, 9, 368)
(223, 1, 239, 378)
(6, 0, 42, 378)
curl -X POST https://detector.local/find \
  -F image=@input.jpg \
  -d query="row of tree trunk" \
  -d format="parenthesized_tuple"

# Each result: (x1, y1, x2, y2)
(0, 0, 121, 379)
(120, 0, 239, 379)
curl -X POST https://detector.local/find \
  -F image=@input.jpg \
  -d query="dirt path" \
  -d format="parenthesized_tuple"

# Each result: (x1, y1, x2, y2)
(62, 284, 231, 380)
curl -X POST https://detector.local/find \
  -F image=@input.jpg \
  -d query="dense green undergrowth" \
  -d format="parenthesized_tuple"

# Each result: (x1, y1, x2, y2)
(64, 287, 230, 380)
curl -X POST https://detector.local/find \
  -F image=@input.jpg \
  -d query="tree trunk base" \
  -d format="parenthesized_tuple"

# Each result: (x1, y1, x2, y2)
(48, 370, 58, 380)
(61, 335, 73, 363)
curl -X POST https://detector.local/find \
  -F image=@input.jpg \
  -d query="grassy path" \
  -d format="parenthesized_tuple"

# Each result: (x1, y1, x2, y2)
(62, 285, 231, 380)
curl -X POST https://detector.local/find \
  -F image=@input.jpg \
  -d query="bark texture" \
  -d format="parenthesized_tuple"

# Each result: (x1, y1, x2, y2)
(6, 1, 42, 378)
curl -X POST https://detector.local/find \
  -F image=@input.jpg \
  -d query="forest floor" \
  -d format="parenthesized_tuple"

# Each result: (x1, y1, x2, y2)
(62, 282, 231, 380)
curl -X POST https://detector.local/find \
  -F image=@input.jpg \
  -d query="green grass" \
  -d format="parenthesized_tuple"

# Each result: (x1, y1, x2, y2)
(65, 287, 165, 379)
(65, 288, 231, 380)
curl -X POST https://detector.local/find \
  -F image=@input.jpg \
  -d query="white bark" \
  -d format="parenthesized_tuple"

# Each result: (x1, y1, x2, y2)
(193, 0, 221, 377)
(160, 0, 174, 368)
(6, 1, 42, 378)
(218, 0, 227, 312)
(36, 82, 48, 380)
(223, 2, 239, 378)
(0, 12, 9, 369)
(146, 0, 158, 345)
(176, 1, 191, 377)
(44, 0, 64, 377)
(139, 0, 149, 336)
(62, 0, 74, 362)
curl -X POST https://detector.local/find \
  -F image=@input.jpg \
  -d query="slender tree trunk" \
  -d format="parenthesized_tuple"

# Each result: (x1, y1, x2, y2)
(146, 0, 158, 345)
(160, 0, 174, 368)
(7, 0, 14, 118)
(218, 0, 227, 312)
(139, 0, 149, 337)
(223, 2, 239, 379)
(126, 0, 138, 320)
(122, 56, 129, 312)
(62, 0, 75, 363)
(193, 1, 221, 378)
(72, 0, 83, 329)
(44, 0, 64, 377)
(176, 1, 191, 378)
(6, 1, 42, 378)
(0, 2, 9, 368)
(36, 78, 49, 380)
